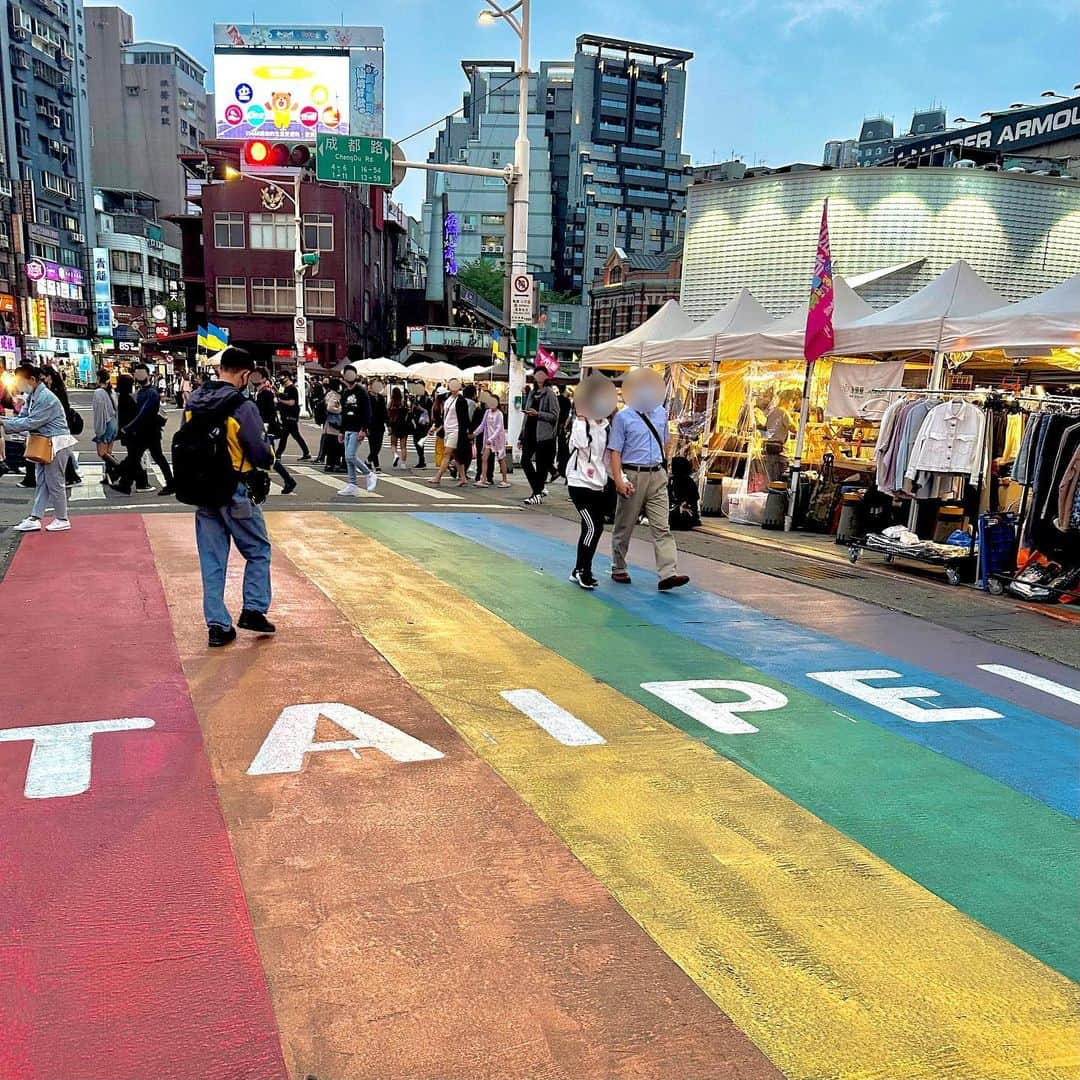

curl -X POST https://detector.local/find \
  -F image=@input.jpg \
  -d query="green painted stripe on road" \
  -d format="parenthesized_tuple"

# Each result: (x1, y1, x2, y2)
(343, 512, 1080, 981)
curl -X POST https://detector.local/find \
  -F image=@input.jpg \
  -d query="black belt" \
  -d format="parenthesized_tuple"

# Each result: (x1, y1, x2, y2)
(623, 463, 664, 472)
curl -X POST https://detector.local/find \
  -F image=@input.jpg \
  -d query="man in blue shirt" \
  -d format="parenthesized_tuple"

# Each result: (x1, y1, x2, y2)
(607, 367, 689, 591)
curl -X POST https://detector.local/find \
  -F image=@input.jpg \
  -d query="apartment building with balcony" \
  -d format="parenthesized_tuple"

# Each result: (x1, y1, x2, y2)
(1, 0, 96, 365)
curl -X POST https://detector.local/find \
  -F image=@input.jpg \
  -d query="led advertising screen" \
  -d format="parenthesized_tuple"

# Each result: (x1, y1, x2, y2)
(214, 52, 351, 140)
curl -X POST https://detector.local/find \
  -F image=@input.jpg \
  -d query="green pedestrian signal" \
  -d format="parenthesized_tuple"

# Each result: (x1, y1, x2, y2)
(515, 324, 539, 360)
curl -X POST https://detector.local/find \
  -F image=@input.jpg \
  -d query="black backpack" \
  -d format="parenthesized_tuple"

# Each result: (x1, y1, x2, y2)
(171, 390, 244, 507)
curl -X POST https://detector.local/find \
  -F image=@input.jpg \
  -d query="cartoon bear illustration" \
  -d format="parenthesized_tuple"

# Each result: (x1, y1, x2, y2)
(266, 91, 298, 131)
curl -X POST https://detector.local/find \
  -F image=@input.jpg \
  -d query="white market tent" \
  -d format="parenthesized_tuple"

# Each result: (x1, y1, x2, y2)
(835, 259, 1006, 355)
(643, 289, 773, 365)
(351, 356, 408, 376)
(940, 272, 1080, 353)
(580, 299, 695, 368)
(406, 360, 465, 382)
(461, 364, 495, 380)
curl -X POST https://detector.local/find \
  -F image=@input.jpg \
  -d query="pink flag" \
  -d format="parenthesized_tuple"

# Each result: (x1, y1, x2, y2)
(804, 198, 835, 363)
(536, 345, 560, 376)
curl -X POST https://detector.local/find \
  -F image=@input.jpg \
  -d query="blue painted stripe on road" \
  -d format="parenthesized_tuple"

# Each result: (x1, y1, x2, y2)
(418, 513, 1080, 819)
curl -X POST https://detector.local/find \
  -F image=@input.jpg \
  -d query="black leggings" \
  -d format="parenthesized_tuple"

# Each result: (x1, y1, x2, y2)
(569, 485, 607, 575)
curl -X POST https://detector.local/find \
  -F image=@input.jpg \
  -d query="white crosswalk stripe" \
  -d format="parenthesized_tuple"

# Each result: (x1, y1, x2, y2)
(375, 473, 462, 501)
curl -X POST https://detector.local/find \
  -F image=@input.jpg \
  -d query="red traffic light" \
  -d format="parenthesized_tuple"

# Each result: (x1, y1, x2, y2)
(243, 140, 311, 169)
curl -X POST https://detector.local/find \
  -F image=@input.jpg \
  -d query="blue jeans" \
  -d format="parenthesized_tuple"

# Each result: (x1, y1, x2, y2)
(194, 484, 272, 629)
(344, 431, 361, 485)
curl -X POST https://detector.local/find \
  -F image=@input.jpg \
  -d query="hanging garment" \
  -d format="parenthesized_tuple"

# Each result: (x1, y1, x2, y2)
(1013, 413, 1044, 485)
(905, 400, 985, 481)
(894, 402, 932, 496)
(1057, 445, 1080, 532)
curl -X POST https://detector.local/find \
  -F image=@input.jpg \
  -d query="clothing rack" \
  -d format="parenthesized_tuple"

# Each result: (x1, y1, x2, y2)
(871, 387, 1080, 406)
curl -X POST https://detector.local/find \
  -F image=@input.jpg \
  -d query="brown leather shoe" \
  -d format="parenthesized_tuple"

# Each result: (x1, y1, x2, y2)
(658, 574, 690, 591)
(611, 571, 632, 584)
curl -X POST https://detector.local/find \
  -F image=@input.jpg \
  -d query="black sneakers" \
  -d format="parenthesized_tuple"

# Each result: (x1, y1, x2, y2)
(237, 609, 276, 634)
(281, 478, 297, 495)
(208, 625, 237, 648)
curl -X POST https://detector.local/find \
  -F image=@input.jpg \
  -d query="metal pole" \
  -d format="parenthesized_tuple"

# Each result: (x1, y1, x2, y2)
(293, 173, 308, 416)
(785, 359, 815, 531)
(506, 0, 530, 457)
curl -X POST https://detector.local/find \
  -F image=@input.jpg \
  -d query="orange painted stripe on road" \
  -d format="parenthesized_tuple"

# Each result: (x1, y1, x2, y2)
(145, 514, 782, 1080)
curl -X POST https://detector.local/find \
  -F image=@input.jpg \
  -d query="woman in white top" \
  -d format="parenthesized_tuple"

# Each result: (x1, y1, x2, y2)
(566, 376, 617, 590)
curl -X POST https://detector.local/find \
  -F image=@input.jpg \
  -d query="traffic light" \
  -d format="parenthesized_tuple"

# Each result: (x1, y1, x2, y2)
(300, 252, 320, 267)
(243, 140, 311, 170)
(515, 324, 539, 360)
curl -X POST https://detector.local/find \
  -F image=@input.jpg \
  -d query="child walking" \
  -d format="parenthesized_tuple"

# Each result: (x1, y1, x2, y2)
(475, 393, 511, 488)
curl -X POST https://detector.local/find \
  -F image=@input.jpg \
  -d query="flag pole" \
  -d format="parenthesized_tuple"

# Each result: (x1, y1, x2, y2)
(786, 197, 834, 532)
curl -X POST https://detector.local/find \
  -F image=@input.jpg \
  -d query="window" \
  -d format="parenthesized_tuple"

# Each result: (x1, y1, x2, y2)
(111, 250, 142, 273)
(594, 243, 607, 255)
(481, 234, 503, 254)
(363, 291, 371, 324)
(30, 241, 59, 262)
(60, 248, 79, 267)
(249, 212, 293, 250)
(480, 213, 504, 227)
(213, 211, 243, 249)
(304, 279, 335, 316)
(113, 284, 144, 307)
(548, 309, 574, 334)
(362, 231, 371, 265)
(302, 212, 333, 251)
(216, 276, 246, 313)
(251, 277, 293, 314)
(596, 222, 609, 235)
(126, 85, 139, 97)
(41, 170, 76, 198)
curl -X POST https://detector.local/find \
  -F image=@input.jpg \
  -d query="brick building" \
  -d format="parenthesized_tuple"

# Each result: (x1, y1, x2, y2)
(170, 142, 402, 368)
(588, 245, 681, 344)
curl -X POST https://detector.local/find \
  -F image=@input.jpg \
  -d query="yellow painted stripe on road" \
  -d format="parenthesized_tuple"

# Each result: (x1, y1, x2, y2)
(271, 512, 1080, 1080)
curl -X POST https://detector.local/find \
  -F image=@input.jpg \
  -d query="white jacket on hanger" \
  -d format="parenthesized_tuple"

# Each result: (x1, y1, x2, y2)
(904, 400, 986, 481)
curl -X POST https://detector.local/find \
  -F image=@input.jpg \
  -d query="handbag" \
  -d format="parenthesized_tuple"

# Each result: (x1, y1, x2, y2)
(67, 409, 84, 435)
(26, 433, 54, 464)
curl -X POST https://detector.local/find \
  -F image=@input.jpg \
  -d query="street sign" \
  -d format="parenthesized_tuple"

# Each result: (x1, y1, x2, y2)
(154, 323, 168, 340)
(510, 273, 535, 327)
(315, 134, 393, 185)
(392, 143, 407, 190)
(293, 314, 308, 349)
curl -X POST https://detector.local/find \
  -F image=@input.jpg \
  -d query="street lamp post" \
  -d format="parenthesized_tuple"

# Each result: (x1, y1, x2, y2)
(479, 0, 530, 455)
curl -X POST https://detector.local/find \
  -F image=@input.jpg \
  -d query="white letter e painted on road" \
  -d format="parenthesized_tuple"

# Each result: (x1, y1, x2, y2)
(807, 669, 1002, 723)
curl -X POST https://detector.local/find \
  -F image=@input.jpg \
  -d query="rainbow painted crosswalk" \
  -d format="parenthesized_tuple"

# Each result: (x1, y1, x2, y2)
(1, 510, 1077, 1080)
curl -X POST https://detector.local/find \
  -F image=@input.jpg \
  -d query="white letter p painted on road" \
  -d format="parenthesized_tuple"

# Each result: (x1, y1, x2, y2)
(640, 680, 788, 735)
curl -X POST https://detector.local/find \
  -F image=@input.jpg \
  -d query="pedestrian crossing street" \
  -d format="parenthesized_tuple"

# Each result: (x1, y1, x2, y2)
(61, 458, 515, 507)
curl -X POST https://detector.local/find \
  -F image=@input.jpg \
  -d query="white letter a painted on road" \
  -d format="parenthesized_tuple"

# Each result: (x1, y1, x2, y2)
(247, 702, 444, 776)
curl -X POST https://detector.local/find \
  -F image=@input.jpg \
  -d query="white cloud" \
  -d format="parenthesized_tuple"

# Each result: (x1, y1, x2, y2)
(781, 0, 884, 32)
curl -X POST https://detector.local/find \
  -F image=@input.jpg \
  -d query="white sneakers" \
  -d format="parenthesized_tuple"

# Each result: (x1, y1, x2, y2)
(13, 518, 70, 532)
(335, 483, 360, 496)
(365, 470, 378, 492)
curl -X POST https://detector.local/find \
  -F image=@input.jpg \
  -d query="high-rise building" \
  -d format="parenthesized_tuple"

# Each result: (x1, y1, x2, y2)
(86, 7, 208, 227)
(823, 107, 948, 167)
(560, 35, 692, 294)
(1, 0, 96, 369)
(822, 139, 857, 168)
(422, 33, 692, 313)
(422, 61, 554, 285)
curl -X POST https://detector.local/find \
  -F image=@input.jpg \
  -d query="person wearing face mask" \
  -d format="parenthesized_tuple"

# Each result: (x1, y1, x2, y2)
(338, 365, 373, 496)
(2, 364, 76, 532)
(247, 368, 297, 495)
(175, 347, 276, 648)
(110, 361, 174, 496)
(518, 367, 560, 505)
(607, 368, 689, 592)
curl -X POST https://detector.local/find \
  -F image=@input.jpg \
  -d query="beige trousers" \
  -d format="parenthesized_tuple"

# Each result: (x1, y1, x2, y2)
(611, 467, 678, 579)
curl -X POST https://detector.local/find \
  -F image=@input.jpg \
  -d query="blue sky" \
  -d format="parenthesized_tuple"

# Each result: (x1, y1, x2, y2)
(114, 0, 1079, 215)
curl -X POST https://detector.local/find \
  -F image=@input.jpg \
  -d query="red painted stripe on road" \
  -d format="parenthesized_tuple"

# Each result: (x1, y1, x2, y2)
(0, 516, 286, 1080)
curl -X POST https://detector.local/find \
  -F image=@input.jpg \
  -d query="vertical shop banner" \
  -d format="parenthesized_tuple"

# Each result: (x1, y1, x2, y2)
(92, 248, 113, 340)
(804, 199, 834, 364)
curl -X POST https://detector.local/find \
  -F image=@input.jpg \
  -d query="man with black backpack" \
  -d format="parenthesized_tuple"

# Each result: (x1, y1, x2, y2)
(173, 347, 277, 648)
